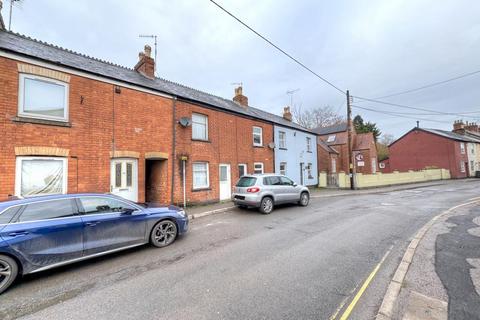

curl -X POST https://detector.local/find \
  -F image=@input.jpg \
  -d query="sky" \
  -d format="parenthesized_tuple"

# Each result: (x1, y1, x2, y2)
(2, 0, 480, 138)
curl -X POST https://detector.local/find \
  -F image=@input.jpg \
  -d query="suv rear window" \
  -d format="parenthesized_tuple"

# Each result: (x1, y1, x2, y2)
(236, 177, 257, 187)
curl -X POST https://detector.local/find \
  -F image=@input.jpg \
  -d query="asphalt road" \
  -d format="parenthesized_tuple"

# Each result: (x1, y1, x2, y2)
(1, 180, 479, 320)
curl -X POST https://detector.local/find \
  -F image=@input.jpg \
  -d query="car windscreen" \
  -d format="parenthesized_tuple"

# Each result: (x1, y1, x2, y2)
(236, 177, 257, 187)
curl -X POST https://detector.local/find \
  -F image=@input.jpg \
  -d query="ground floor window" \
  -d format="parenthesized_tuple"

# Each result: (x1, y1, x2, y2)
(279, 162, 287, 175)
(16, 156, 67, 197)
(306, 163, 313, 179)
(238, 164, 247, 177)
(254, 162, 264, 174)
(460, 161, 466, 173)
(193, 162, 209, 189)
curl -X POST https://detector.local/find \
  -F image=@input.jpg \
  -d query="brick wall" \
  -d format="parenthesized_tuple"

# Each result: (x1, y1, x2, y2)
(388, 129, 468, 178)
(0, 56, 275, 205)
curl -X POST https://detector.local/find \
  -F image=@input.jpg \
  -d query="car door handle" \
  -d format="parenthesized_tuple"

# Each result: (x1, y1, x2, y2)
(85, 222, 101, 227)
(8, 231, 29, 237)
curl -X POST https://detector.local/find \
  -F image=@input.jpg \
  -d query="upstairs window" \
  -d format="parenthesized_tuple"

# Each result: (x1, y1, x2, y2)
(306, 137, 312, 152)
(460, 142, 465, 154)
(279, 131, 287, 149)
(192, 113, 208, 140)
(19, 74, 69, 121)
(253, 126, 263, 146)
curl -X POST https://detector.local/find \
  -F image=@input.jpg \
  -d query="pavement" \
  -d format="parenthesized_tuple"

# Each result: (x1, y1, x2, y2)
(0, 179, 479, 320)
(378, 195, 480, 320)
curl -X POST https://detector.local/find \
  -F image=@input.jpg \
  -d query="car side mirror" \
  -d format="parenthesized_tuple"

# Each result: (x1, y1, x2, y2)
(122, 208, 135, 215)
(293, 183, 297, 187)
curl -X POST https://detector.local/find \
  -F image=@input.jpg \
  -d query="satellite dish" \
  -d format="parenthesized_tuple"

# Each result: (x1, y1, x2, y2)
(268, 142, 275, 149)
(179, 117, 192, 127)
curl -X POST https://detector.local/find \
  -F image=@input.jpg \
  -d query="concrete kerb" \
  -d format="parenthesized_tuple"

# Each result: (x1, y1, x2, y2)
(376, 198, 480, 319)
(187, 206, 236, 220)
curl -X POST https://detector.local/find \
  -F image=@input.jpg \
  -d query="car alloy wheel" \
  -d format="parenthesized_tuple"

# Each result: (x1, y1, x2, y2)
(0, 255, 18, 295)
(151, 220, 178, 248)
(260, 197, 273, 214)
(300, 192, 309, 206)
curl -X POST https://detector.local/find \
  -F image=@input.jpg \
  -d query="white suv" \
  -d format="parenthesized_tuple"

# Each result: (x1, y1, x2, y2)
(232, 174, 310, 214)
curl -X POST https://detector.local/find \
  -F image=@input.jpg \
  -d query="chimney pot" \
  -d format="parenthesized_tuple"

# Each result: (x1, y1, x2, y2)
(233, 86, 248, 108)
(453, 119, 465, 133)
(144, 45, 152, 57)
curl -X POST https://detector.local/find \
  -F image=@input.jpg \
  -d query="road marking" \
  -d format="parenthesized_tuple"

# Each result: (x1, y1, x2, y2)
(333, 246, 393, 320)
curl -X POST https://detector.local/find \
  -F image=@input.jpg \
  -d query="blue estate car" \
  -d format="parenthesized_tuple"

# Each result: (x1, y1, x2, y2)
(0, 193, 188, 294)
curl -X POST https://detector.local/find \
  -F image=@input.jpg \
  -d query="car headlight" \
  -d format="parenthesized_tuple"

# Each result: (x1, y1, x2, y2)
(177, 210, 186, 218)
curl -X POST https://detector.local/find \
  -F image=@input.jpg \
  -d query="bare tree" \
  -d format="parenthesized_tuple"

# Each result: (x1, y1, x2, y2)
(376, 133, 395, 161)
(292, 105, 344, 129)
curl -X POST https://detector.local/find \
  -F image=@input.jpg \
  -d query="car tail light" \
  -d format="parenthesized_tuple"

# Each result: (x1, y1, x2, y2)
(247, 187, 260, 193)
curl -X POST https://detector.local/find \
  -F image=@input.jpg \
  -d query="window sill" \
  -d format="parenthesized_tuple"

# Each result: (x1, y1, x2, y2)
(192, 187, 212, 192)
(192, 139, 211, 143)
(306, 151, 313, 153)
(279, 147, 288, 150)
(253, 145, 264, 148)
(12, 116, 71, 127)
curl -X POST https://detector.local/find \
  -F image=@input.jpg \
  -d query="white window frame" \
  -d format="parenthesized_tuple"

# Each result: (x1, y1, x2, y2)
(279, 131, 287, 149)
(279, 162, 287, 175)
(306, 137, 312, 152)
(253, 126, 263, 147)
(15, 156, 68, 197)
(18, 73, 69, 122)
(460, 161, 466, 173)
(192, 113, 208, 141)
(192, 162, 210, 189)
(238, 164, 247, 177)
(253, 162, 264, 174)
(460, 142, 465, 154)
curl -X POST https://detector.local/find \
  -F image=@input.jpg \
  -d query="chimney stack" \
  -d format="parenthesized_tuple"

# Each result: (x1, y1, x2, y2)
(465, 121, 479, 133)
(134, 45, 155, 79)
(233, 86, 248, 108)
(283, 106, 292, 121)
(0, 1, 5, 31)
(453, 120, 465, 133)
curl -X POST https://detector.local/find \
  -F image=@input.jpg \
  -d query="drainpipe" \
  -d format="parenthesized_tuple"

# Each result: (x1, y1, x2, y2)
(182, 157, 187, 208)
(170, 97, 177, 204)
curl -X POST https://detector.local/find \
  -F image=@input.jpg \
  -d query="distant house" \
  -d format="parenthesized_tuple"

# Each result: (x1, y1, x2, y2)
(387, 126, 480, 178)
(313, 123, 378, 183)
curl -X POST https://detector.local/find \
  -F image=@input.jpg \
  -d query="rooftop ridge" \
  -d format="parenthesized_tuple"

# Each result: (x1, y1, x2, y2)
(5, 30, 134, 71)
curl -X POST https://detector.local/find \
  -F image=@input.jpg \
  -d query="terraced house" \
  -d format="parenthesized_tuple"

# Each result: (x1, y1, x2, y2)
(0, 28, 317, 205)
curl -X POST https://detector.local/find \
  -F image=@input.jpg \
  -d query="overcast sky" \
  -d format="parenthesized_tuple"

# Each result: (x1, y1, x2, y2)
(2, 0, 480, 137)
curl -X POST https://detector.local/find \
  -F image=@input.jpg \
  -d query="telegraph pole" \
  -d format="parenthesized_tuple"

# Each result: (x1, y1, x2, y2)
(346, 90, 355, 190)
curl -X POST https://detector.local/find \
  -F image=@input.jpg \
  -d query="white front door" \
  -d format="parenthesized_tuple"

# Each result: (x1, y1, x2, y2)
(111, 158, 138, 202)
(219, 164, 231, 201)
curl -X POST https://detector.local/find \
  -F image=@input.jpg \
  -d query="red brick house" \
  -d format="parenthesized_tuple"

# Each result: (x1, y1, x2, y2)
(0, 29, 313, 205)
(386, 127, 478, 178)
(313, 123, 378, 177)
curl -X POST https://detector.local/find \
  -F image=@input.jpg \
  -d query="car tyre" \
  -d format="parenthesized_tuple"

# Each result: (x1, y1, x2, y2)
(150, 220, 178, 248)
(0, 255, 18, 295)
(299, 192, 309, 207)
(259, 197, 274, 214)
